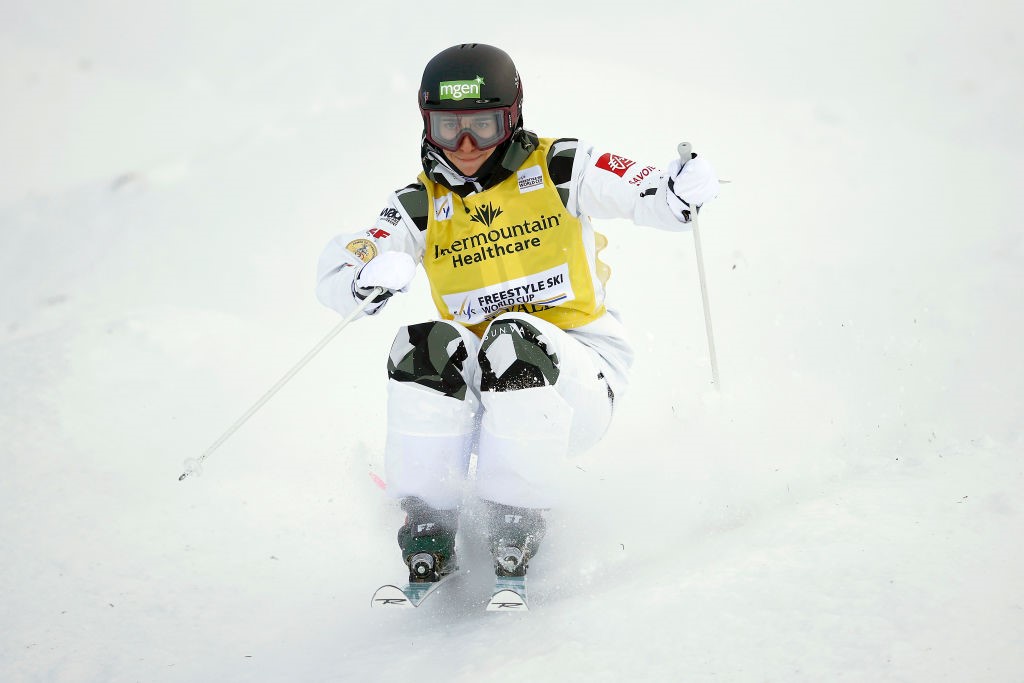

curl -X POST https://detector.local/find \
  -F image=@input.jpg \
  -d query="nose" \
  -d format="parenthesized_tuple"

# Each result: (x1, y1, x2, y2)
(456, 133, 479, 152)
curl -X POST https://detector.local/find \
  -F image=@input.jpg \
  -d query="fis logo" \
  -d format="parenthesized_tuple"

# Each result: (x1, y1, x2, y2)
(454, 296, 476, 321)
(434, 193, 453, 221)
(366, 227, 391, 239)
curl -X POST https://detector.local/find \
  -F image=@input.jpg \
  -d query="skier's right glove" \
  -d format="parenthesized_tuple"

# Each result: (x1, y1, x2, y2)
(352, 251, 417, 314)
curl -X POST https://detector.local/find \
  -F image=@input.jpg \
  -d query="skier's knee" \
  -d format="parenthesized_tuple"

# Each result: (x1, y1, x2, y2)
(388, 321, 470, 399)
(478, 317, 560, 392)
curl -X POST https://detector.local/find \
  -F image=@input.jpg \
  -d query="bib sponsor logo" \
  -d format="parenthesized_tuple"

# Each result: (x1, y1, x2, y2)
(469, 202, 503, 227)
(434, 193, 453, 221)
(517, 165, 544, 193)
(439, 76, 485, 101)
(433, 212, 562, 268)
(366, 227, 390, 239)
(345, 238, 377, 263)
(442, 264, 575, 325)
(596, 153, 636, 178)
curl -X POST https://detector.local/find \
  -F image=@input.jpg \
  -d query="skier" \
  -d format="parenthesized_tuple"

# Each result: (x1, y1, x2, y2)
(316, 43, 720, 588)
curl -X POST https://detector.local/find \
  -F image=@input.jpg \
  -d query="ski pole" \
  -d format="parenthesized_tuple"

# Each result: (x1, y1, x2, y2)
(678, 142, 720, 388)
(178, 287, 385, 481)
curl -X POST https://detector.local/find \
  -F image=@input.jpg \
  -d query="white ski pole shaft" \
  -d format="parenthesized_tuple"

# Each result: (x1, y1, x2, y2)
(678, 142, 720, 388)
(178, 287, 384, 481)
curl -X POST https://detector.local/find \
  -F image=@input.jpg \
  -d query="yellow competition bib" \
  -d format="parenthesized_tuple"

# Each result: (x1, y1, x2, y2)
(422, 139, 606, 337)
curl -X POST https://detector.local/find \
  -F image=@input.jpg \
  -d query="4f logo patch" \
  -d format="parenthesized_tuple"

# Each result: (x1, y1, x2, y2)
(596, 152, 636, 178)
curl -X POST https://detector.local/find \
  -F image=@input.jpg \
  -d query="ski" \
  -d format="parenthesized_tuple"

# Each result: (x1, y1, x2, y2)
(370, 570, 460, 609)
(486, 575, 528, 611)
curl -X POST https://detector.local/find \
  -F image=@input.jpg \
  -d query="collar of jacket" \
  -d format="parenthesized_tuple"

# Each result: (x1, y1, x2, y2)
(420, 128, 540, 197)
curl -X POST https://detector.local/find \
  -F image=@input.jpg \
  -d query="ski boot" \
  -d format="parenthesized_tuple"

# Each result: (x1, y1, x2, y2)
(396, 497, 459, 583)
(484, 500, 546, 577)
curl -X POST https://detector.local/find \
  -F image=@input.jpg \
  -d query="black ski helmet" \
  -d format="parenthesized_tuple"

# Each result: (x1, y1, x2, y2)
(418, 43, 523, 132)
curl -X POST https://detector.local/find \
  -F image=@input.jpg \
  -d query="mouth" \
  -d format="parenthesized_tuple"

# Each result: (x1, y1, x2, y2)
(442, 147, 492, 173)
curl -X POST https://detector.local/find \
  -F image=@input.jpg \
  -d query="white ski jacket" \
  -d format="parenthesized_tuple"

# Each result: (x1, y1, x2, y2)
(316, 133, 693, 399)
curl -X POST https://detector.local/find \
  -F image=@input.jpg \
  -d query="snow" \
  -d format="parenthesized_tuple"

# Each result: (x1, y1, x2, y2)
(2, 1, 1022, 681)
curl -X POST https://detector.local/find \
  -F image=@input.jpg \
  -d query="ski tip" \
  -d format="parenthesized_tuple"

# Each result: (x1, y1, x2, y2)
(486, 589, 529, 612)
(368, 471, 387, 491)
(371, 585, 414, 608)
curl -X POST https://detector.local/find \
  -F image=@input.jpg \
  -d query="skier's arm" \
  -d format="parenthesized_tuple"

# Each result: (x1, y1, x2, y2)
(315, 189, 426, 318)
(573, 141, 719, 231)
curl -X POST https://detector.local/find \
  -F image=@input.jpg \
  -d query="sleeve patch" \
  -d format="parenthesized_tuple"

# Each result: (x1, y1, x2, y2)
(595, 153, 636, 178)
(345, 238, 378, 263)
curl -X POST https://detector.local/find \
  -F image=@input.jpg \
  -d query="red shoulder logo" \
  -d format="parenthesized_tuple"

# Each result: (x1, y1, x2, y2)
(596, 153, 636, 178)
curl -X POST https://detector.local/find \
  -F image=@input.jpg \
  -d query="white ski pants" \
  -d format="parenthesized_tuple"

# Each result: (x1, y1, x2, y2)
(384, 312, 614, 510)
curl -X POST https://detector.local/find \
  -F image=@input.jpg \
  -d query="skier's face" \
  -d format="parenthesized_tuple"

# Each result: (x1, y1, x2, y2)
(442, 133, 496, 177)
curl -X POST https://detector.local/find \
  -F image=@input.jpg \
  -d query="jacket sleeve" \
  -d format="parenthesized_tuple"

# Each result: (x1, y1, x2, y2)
(315, 183, 428, 318)
(570, 141, 692, 233)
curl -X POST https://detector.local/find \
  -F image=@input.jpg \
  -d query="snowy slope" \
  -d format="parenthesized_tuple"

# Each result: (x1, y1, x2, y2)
(2, 2, 1022, 682)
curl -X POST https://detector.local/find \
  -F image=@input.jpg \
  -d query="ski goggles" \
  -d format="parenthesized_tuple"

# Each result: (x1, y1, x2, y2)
(424, 108, 513, 151)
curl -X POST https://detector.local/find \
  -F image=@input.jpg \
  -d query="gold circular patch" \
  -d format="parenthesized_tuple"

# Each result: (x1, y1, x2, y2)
(345, 238, 378, 264)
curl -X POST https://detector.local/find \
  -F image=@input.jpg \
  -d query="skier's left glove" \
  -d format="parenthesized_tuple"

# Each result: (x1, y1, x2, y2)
(666, 154, 719, 222)
(352, 251, 417, 315)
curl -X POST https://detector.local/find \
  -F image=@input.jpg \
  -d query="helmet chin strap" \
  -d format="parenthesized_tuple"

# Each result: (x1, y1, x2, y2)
(421, 127, 535, 196)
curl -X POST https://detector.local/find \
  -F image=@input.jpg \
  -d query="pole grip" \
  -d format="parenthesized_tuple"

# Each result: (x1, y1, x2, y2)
(677, 142, 693, 162)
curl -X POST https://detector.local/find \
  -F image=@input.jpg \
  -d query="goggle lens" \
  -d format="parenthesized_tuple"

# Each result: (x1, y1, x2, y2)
(427, 109, 510, 151)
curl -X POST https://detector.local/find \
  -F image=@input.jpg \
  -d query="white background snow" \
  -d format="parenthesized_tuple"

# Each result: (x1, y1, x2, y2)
(2, 1, 1022, 681)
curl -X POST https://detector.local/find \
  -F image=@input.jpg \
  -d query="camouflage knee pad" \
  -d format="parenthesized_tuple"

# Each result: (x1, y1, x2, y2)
(387, 321, 470, 400)
(478, 318, 560, 392)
